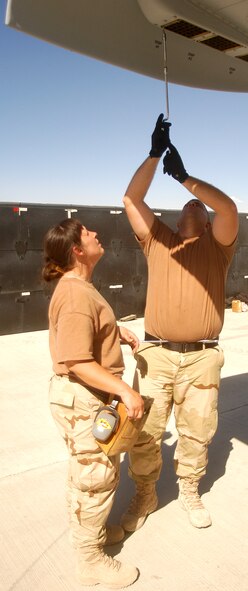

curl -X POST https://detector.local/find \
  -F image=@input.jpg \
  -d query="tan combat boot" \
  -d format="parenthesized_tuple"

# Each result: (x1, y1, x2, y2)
(76, 548, 139, 588)
(178, 478, 212, 528)
(104, 525, 125, 545)
(121, 482, 158, 532)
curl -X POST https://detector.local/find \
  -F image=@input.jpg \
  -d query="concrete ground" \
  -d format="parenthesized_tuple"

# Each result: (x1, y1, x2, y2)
(0, 309, 247, 591)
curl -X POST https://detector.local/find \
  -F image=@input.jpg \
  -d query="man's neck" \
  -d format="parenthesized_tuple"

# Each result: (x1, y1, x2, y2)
(178, 233, 200, 244)
(178, 225, 208, 241)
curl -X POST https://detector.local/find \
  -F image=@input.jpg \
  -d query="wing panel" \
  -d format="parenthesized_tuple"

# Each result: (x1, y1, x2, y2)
(5, 0, 248, 91)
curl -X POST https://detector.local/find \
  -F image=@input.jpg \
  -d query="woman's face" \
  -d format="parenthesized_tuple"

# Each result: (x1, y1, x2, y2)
(80, 226, 104, 261)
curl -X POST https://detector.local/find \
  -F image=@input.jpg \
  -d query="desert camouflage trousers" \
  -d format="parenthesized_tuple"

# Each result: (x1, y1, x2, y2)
(129, 343, 224, 482)
(49, 375, 120, 550)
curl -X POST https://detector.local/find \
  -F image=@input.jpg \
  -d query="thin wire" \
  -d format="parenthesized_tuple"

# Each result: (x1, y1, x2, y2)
(162, 29, 170, 121)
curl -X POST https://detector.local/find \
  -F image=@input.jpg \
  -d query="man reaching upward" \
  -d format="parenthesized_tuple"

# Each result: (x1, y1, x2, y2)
(121, 115, 238, 531)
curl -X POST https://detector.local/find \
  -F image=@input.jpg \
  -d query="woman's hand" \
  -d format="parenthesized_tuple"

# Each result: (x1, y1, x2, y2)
(119, 325, 140, 354)
(120, 388, 144, 420)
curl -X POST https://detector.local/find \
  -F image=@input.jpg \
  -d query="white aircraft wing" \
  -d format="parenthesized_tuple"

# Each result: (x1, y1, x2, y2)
(5, 0, 248, 91)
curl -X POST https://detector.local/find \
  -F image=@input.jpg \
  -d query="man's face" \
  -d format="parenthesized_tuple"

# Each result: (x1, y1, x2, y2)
(180, 200, 209, 222)
(177, 200, 210, 236)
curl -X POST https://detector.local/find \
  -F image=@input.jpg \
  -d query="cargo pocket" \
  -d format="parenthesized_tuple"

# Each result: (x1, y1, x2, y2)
(49, 375, 75, 408)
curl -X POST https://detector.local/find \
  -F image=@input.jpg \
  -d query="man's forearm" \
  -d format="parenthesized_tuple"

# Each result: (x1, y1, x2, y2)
(183, 176, 237, 214)
(124, 156, 160, 204)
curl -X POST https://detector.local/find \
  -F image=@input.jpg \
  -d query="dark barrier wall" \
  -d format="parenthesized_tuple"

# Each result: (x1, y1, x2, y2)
(0, 203, 247, 335)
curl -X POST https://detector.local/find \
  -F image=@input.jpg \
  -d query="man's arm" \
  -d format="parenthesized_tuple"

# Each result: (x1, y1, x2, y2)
(123, 115, 171, 240)
(163, 145, 239, 246)
(183, 177, 238, 246)
(123, 157, 158, 240)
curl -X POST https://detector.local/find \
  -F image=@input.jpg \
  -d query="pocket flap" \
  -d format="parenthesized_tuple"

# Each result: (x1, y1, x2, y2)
(49, 376, 75, 408)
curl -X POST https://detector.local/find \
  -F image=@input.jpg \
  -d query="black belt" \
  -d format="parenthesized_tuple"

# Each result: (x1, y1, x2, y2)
(144, 332, 219, 353)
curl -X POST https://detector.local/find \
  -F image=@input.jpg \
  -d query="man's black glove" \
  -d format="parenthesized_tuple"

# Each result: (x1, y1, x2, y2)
(149, 113, 171, 158)
(163, 144, 189, 183)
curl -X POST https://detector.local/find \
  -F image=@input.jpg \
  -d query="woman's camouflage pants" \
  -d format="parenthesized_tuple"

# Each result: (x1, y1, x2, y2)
(49, 375, 120, 550)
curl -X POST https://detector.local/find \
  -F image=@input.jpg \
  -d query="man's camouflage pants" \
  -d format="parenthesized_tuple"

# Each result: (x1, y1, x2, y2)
(49, 375, 120, 550)
(129, 343, 224, 482)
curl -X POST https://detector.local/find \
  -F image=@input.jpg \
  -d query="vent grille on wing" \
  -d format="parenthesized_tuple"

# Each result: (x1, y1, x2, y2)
(163, 19, 248, 62)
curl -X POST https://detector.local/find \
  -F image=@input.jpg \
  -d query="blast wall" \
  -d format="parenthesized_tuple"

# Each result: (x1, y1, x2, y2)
(0, 203, 247, 335)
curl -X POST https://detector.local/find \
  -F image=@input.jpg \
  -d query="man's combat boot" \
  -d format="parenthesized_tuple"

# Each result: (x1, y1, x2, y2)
(178, 477, 212, 528)
(121, 482, 158, 532)
(104, 525, 125, 545)
(76, 548, 139, 588)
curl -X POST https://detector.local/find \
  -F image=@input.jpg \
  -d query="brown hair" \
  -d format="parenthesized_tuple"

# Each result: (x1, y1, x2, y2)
(42, 218, 82, 282)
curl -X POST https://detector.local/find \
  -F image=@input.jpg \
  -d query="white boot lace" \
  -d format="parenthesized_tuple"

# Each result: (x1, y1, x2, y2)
(100, 550, 122, 572)
(181, 480, 204, 510)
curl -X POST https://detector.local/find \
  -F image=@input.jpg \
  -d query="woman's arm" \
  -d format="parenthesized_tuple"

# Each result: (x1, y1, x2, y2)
(66, 359, 144, 420)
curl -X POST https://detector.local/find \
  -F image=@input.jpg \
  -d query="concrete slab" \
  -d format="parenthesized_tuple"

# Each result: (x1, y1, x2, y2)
(0, 309, 247, 591)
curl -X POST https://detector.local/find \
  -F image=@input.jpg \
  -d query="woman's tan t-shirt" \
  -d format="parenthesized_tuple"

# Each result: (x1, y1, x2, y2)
(49, 277, 124, 377)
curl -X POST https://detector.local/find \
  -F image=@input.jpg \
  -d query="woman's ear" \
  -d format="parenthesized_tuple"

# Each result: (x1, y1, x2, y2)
(72, 245, 84, 257)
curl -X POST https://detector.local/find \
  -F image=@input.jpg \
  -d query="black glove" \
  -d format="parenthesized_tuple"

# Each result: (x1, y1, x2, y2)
(163, 144, 189, 183)
(149, 114, 171, 158)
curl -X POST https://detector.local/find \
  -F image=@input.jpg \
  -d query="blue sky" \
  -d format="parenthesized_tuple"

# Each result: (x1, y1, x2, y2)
(0, 0, 248, 212)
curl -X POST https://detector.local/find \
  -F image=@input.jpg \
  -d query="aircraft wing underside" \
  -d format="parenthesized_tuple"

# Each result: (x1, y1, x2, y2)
(5, 0, 248, 91)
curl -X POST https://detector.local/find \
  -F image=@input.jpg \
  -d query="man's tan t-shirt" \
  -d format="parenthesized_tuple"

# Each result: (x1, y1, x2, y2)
(49, 276, 124, 378)
(140, 217, 236, 342)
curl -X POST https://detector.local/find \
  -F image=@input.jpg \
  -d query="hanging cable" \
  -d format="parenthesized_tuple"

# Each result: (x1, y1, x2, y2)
(162, 29, 170, 121)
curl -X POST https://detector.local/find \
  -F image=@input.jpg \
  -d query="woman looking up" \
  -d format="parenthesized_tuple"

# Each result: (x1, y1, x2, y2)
(42, 218, 143, 588)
